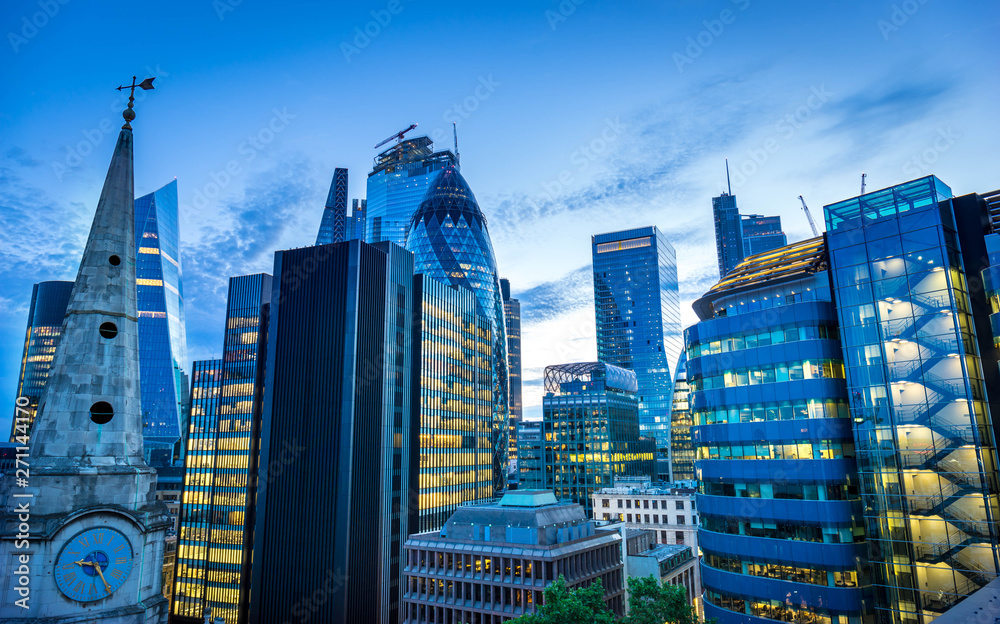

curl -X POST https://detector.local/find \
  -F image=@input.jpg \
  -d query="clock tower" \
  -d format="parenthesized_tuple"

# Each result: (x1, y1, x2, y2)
(0, 78, 170, 623)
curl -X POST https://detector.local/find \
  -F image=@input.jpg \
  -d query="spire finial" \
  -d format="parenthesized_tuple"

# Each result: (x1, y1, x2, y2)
(725, 158, 732, 195)
(116, 75, 156, 129)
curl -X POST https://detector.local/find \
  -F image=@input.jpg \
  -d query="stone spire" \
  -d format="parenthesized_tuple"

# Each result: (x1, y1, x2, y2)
(24, 82, 162, 516)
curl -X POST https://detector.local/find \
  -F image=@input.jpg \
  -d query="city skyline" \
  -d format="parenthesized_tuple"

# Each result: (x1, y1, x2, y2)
(2, 1, 998, 433)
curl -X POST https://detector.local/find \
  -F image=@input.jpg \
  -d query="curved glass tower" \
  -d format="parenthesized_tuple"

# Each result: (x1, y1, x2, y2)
(405, 165, 509, 494)
(688, 238, 874, 624)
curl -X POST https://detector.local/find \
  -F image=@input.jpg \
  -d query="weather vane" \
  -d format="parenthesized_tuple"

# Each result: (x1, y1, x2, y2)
(116, 75, 155, 130)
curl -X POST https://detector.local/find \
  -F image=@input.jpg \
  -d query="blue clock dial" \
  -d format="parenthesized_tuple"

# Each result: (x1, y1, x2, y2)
(54, 527, 134, 602)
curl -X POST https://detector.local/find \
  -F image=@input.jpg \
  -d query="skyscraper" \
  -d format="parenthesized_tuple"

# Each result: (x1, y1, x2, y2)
(688, 237, 873, 624)
(250, 241, 416, 624)
(135, 179, 189, 463)
(592, 226, 681, 449)
(413, 274, 495, 532)
(501, 278, 522, 482)
(172, 274, 272, 624)
(366, 135, 456, 246)
(316, 167, 348, 245)
(713, 163, 788, 278)
(351, 198, 367, 241)
(538, 362, 657, 516)
(8, 280, 73, 441)
(669, 352, 695, 482)
(406, 164, 509, 494)
(824, 176, 1000, 622)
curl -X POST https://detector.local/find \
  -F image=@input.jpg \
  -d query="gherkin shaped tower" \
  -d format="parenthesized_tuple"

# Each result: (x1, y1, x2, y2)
(406, 165, 509, 494)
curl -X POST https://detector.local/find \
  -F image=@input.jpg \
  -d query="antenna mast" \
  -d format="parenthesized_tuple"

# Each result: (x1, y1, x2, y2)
(453, 121, 460, 166)
(725, 158, 732, 195)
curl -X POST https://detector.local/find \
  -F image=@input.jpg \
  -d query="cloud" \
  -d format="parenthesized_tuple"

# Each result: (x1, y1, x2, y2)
(517, 264, 592, 324)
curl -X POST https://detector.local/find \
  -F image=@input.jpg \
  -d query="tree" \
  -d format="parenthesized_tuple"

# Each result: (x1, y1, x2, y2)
(507, 575, 618, 624)
(623, 577, 702, 624)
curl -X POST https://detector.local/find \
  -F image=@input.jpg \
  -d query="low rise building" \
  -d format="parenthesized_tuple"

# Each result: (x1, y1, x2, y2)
(401, 490, 626, 623)
(591, 477, 699, 553)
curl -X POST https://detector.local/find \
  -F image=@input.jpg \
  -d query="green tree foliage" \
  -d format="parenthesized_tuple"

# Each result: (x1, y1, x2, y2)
(506, 575, 617, 624)
(622, 577, 700, 624)
(505, 574, 707, 624)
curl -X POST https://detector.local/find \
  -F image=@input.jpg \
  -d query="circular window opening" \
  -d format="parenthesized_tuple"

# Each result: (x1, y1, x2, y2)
(90, 401, 114, 425)
(109, 255, 121, 266)
(99, 322, 118, 339)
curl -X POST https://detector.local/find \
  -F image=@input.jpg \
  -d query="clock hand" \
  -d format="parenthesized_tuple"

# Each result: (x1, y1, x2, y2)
(74, 560, 96, 567)
(92, 563, 113, 594)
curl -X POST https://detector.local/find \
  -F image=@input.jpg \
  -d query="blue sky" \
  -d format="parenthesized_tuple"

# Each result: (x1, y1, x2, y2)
(1, 0, 998, 432)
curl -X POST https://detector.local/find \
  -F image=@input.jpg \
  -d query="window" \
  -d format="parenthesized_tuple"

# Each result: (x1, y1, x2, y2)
(643, 500, 649, 509)
(617, 499, 623, 508)
(602, 499, 609, 508)
(677, 516, 686, 524)
(652, 500, 658, 509)
(676, 531, 684, 544)
(645, 514, 650, 523)
(676, 501, 684, 510)
(654, 515, 659, 523)
(626, 500, 632, 509)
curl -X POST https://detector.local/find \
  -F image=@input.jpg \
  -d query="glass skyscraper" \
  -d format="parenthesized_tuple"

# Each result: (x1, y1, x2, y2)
(501, 278, 523, 483)
(172, 274, 272, 624)
(824, 177, 1000, 623)
(413, 274, 495, 532)
(406, 164, 509, 495)
(250, 241, 415, 624)
(592, 226, 681, 449)
(351, 198, 367, 241)
(366, 135, 457, 246)
(713, 185, 788, 278)
(670, 352, 695, 482)
(538, 361, 657, 516)
(135, 179, 189, 462)
(316, 167, 349, 245)
(688, 237, 874, 624)
(8, 280, 73, 441)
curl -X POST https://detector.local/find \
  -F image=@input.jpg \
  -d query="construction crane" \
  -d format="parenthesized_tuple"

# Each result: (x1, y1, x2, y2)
(798, 195, 820, 237)
(374, 123, 418, 149)
(861, 172, 867, 195)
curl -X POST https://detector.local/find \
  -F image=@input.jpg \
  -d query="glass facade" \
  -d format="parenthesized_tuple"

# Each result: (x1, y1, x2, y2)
(406, 165, 509, 495)
(670, 352, 695, 482)
(539, 362, 656, 516)
(824, 176, 1000, 623)
(9, 280, 73, 441)
(713, 190, 788, 278)
(316, 167, 349, 245)
(592, 226, 681, 449)
(250, 241, 415, 624)
(351, 198, 367, 241)
(501, 278, 523, 484)
(688, 244, 874, 624)
(135, 180, 189, 462)
(172, 274, 271, 624)
(517, 420, 543, 489)
(413, 274, 494, 532)
(366, 136, 457, 246)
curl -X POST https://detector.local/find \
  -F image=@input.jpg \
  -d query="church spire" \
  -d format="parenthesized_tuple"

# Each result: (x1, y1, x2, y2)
(28, 76, 155, 476)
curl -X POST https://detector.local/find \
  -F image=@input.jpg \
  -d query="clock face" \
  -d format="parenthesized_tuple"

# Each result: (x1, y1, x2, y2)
(54, 527, 134, 602)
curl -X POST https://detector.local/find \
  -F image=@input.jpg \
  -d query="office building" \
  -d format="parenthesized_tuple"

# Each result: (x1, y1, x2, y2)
(599, 524, 699, 612)
(352, 198, 367, 241)
(502, 278, 523, 483)
(670, 353, 695, 482)
(249, 241, 416, 624)
(407, 164, 509, 494)
(742, 214, 788, 256)
(367, 135, 457, 246)
(823, 176, 1000, 622)
(539, 362, 657, 515)
(592, 226, 681, 449)
(401, 490, 627, 623)
(172, 273, 271, 624)
(8, 280, 73, 441)
(712, 166, 788, 278)
(688, 236, 874, 624)
(517, 420, 544, 489)
(591, 477, 699, 553)
(135, 179, 190, 463)
(316, 167, 349, 245)
(413, 274, 495, 532)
